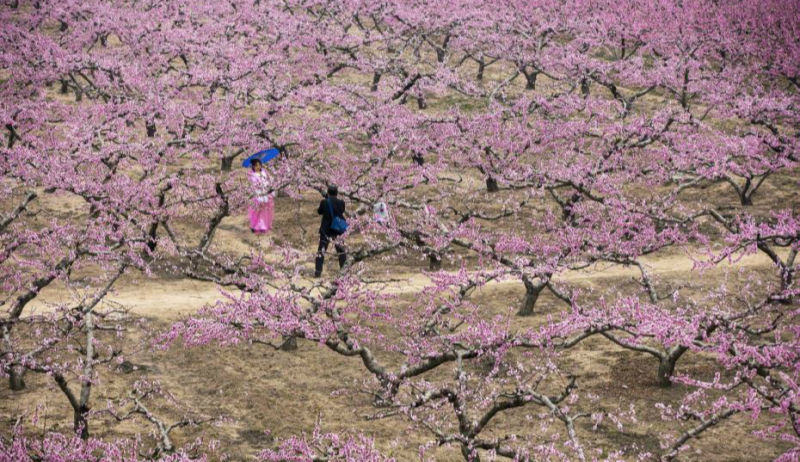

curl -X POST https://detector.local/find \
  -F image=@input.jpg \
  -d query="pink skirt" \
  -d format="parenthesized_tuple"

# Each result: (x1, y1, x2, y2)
(248, 197, 274, 233)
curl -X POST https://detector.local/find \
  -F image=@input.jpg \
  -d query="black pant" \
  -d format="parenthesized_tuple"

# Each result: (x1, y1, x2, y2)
(315, 233, 346, 276)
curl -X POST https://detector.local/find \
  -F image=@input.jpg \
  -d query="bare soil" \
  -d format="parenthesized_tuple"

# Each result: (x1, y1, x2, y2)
(2, 188, 792, 460)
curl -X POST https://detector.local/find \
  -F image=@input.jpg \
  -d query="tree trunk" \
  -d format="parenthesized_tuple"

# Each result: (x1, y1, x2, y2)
(428, 253, 442, 271)
(518, 276, 546, 316)
(656, 357, 676, 387)
(476, 60, 485, 81)
(6, 124, 18, 149)
(3, 323, 24, 390)
(74, 406, 89, 439)
(146, 122, 156, 138)
(220, 155, 234, 172)
(374, 379, 400, 407)
(77, 311, 94, 439)
(435, 34, 450, 63)
(371, 72, 382, 92)
(8, 366, 25, 391)
(485, 177, 499, 192)
(523, 69, 538, 90)
(780, 264, 795, 299)
(460, 444, 479, 462)
(416, 96, 427, 110)
(60, 79, 69, 94)
(657, 347, 687, 387)
(279, 335, 297, 351)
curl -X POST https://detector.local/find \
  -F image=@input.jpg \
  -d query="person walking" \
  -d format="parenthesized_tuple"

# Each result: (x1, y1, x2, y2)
(374, 200, 389, 224)
(247, 159, 274, 234)
(314, 184, 347, 277)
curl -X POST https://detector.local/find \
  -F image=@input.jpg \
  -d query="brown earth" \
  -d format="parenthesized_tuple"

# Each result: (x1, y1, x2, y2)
(2, 187, 793, 461)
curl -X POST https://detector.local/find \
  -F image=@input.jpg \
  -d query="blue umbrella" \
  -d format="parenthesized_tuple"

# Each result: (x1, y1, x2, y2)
(242, 148, 280, 167)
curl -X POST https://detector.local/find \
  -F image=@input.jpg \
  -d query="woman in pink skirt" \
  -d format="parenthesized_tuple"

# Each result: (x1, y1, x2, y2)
(247, 159, 274, 234)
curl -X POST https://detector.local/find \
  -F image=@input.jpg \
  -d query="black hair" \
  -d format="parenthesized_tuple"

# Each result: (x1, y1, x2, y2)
(327, 184, 338, 197)
(250, 159, 262, 169)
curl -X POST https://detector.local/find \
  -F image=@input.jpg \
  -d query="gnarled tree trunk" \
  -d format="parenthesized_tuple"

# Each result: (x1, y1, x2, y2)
(657, 346, 688, 387)
(8, 365, 25, 391)
(280, 335, 298, 351)
(476, 59, 485, 81)
(371, 72, 382, 92)
(485, 177, 499, 192)
(428, 252, 442, 271)
(523, 68, 538, 90)
(518, 276, 546, 316)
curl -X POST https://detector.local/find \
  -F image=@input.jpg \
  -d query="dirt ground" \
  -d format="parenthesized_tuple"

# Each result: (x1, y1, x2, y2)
(1, 184, 794, 461)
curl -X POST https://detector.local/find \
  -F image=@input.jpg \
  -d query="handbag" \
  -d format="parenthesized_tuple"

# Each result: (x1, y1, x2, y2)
(327, 198, 348, 234)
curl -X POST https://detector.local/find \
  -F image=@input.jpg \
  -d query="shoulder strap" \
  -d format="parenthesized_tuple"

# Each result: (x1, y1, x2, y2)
(326, 197, 335, 217)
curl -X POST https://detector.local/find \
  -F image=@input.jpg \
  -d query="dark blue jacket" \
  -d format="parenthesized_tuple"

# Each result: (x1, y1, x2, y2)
(318, 196, 346, 236)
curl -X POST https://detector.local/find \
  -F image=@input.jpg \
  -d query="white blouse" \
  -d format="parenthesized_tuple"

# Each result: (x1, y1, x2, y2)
(248, 170, 273, 203)
(374, 201, 389, 223)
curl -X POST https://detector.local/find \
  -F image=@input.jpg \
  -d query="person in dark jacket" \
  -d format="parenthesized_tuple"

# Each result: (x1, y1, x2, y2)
(314, 184, 347, 277)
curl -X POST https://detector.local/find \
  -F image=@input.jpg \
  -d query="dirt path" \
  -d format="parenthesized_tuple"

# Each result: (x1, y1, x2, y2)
(23, 248, 774, 320)
(376, 248, 780, 293)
